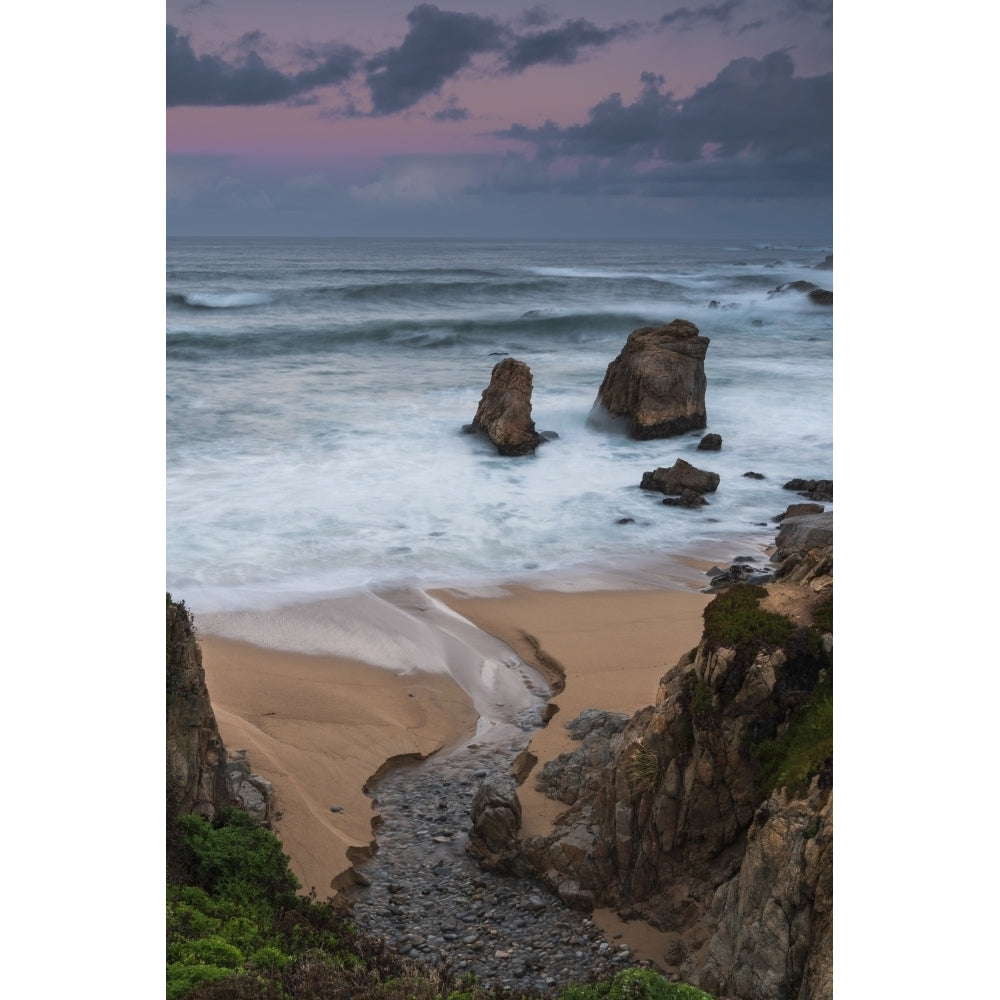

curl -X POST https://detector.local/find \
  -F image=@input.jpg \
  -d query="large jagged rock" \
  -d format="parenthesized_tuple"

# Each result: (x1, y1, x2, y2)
(166, 597, 275, 825)
(468, 357, 542, 456)
(467, 775, 525, 872)
(167, 598, 235, 821)
(590, 320, 710, 439)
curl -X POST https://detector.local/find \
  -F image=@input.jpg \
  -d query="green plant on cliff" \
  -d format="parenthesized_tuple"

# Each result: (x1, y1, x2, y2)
(752, 670, 833, 797)
(701, 585, 797, 668)
(625, 744, 661, 792)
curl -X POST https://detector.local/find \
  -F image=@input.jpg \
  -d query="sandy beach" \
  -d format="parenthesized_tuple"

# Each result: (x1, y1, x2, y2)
(200, 582, 711, 959)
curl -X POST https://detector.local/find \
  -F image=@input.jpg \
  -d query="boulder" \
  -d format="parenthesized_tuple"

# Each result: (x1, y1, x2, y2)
(467, 775, 524, 870)
(813, 253, 833, 270)
(469, 357, 542, 456)
(697, 433, 722, 451)
(774, 502, 825, 523)
(769, 280, 832, 306)
(640, 458, 719, 496)
(590, 319, 710, 439)
(783, 478, 833, 502)
(773, 512, 833, 562)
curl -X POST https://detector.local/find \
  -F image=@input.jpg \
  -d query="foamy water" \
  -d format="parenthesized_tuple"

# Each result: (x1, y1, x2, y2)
(167, 236, 832, 661)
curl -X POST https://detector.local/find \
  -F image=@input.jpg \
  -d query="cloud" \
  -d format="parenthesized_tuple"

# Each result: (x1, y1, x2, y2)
(364, 4, 506, 115)
(491, 52, 830, 199)
(432, 97, 470, 121)
(498, 52, 829, 160)
(502, 18, 637, 71)
(166, 24, 360, 106)
(659, 2, 745, 32)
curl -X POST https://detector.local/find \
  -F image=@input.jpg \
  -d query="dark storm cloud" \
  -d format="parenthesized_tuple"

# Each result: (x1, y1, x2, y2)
(494, 52, 830, 198)
(364, 4, 506, 115)
(498, 52, 829, 161)
(166, 24, 361, 106)
(502, 18, 637, 71)
(659, 2, 744, 31)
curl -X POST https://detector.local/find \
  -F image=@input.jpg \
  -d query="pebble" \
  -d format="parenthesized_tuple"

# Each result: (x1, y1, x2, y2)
(346, 726, 648, 993)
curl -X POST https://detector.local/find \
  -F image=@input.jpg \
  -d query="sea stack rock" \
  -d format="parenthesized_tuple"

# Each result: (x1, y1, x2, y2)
(590, 319, 710, 439)
(469, 357, 542, 456)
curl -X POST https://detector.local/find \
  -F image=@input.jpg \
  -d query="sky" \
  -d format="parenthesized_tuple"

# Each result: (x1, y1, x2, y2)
(166, 1, 833, 238)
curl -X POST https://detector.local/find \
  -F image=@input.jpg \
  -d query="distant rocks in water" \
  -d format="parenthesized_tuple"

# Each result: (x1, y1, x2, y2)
(697, 432, 722, 451)
(640, 457, 719, 497)
(709, 299, 719, 309)
(814, 253, 833, 270)
(768, 280, 833, 307)
(616, 517, 635, 524)
(589, 319, 710, 439)
(784, 478, 833, 501)
(467, 357, 543, 456)
(750, 319, 764, 328)
(775, 502, 825, 523)
(743, 471, 765, 479)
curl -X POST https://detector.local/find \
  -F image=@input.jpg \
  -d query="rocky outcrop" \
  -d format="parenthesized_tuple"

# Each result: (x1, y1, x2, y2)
(467, 357, 542, 456)
(784, 478, 833, 502)
(467, 523, 833, 1000)
(166, 597, 274, 825)
(768, 281, 832, 307)
(640, 458, 720, 497)
(167, 597, 234, 821)
(697, 433, 722, 451)
(590, 320, 710, 439)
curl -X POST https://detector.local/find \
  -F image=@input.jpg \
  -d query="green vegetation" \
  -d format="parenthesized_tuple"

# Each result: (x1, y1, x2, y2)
(752, 671, 833, 797)
(167, 806, 717, 1000)
(701, 585, 797, 669)
(625, 744, 661, 792)
(812, 595, 833, 633)
(556, 969, 716, 999)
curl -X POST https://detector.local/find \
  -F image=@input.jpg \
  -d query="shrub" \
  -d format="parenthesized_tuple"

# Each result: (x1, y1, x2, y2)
(701, 585, 796, 668)
(607, 967, 715, 999)
(625, 744, 661, 792)
(180, 809, 301, 906)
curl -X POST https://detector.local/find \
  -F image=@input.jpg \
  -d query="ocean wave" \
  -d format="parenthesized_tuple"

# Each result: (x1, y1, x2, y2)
(170, 291, 275, 309)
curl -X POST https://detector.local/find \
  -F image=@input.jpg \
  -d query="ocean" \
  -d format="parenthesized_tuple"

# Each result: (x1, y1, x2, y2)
(166, 236, 832, 662)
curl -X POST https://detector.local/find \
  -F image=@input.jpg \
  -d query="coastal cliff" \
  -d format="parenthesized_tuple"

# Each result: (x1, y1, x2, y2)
(470, 522, 833, 1000)
(166, 597, 274, 831)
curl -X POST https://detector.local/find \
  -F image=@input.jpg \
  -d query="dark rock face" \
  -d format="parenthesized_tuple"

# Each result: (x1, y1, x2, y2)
(697, 433, 722, 451)
(783, 478, 833, 501)
(814, 253, 833, 270)
(467, 775, 525, 871)
(167, 598, 235, 822)
(743, 471, 765, 480)
(470, 357, 543, 456)
(590, 320, 710, 439)
(640, 458, 719, 496)
(166, 598, 275, 826)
